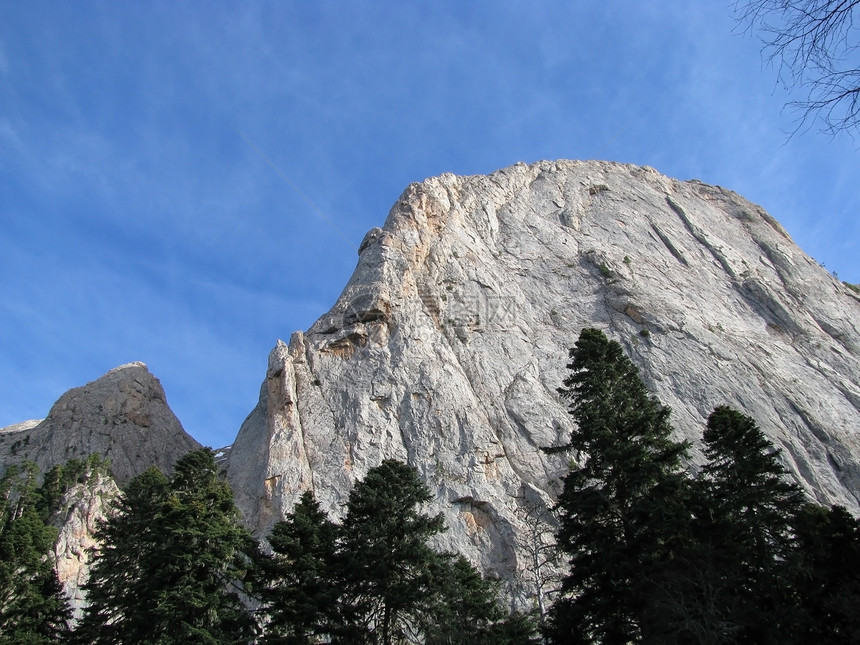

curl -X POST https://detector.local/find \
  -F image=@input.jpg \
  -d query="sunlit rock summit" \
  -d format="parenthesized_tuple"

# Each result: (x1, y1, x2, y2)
(0, 362, 200, 485)
(3, 160, 859, 603)
(224, 160, 860, 596)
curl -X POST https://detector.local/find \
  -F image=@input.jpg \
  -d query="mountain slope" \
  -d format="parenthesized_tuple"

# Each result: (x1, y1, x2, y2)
(226, 160, 860, 597)
(0, 362, 200, 485)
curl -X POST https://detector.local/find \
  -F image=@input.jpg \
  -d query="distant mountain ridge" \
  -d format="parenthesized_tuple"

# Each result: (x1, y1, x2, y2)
(0, 362, 199, 484)
(3, 160, 859, 604)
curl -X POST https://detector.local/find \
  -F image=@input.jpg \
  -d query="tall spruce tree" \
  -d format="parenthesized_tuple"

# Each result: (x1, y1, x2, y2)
(697, 406, 803, 643)
(545, 328, 691, 644)
(542, 333, 859, 642)
(77, 449, 257, 644)
(337, 460, 449, 644)
(0, 463, 72, 644)
(424, 554, 539, 645)
(257, 490, 340, 644)
(76, 465, 169, 644)
(257, 462, 530, 644)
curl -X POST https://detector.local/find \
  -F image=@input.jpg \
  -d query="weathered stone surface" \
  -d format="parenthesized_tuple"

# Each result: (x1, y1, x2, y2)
(0, 362, 200, 485)
(49, 473, 120, 621)
(227, 160, 860, 600)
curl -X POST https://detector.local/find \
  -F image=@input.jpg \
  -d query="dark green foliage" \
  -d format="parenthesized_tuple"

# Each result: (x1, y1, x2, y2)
(483, 609, 542, 645)
(257, 491, 340, 643)
(783, 503, 860, 643)
(634, 407, 805, 644)
(156, 450, 257, 642)
(545, 328, 691, 644)
(425, 555, 539, 645)
(0, 463, 72, 644)
(338, 459, 451, 643)
(693, 406, 803, 642)
(701, 407, 803, 543)
(424, 554, 504, 643)
(77, 449, 257, 644)
(258, 461, 528, 644)
(544, 330, 860, 643)
(76, 466, 169, 644)
(39, 454, 111, 516)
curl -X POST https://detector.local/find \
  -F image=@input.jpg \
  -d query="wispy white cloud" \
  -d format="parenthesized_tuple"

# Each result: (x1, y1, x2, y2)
(2, 0, 859, 447)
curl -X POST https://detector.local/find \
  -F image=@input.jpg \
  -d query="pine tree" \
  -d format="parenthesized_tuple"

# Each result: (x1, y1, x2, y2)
(153, 449, 257, 642)
(39, 454, 112, 516)
(76, 466, 169, 644)
(257, 490, 340, 643)
(545, 328, 691, 644)
(337, 460, 448, 644)
(424, 554, 504, 643)
(697, 406, 803, 643)
(258, 462, 527, 644)
(77, 449, 257, 644)
(0, 463, 72, 644)
(425, 554, 539, 645)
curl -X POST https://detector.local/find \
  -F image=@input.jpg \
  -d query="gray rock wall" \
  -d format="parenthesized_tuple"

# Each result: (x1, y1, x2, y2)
(227, 160, 860, 600)
(50, 473, 121, 621)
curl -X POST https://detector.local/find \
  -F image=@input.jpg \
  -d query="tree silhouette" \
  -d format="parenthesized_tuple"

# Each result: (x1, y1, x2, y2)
(257, 490, 340, 643)
(0, 463, 72, 643)
(78, 449, 257, 644)
(545, 328, 691, 644)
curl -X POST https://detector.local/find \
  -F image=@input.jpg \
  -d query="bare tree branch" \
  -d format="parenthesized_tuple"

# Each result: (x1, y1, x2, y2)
(734, 0, 860, 135)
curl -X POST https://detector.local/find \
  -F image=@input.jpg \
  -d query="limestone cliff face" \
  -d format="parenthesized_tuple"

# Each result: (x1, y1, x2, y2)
(0, 362, 200, 485)
(50, 473, 121, 621)
(226, 160, 860, 597)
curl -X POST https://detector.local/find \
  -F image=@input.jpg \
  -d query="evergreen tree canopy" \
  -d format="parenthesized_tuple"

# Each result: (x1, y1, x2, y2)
(338, 459, 449, 644)
(257, 490, 340, 644)
(38, 454, 112, 517)
(542, 330, 856, 644)
(425, 554, 539, 645)
(76, 466, 169, 644)
(702, 406, 803, 533)
(697, 406, 803, 642)
(546, 328, 691, 644)
(78, 448, 257, 644)
(785, 503, 860, 643)
(257, 461, 534, 644)
(0, 463, 72, 644)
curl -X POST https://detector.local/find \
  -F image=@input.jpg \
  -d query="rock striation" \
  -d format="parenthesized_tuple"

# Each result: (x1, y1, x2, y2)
(0, 362, 200, 485)
(226, 160, 860, 599)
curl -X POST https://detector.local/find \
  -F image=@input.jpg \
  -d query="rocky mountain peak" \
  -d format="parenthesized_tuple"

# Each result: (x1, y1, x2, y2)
(0, 361, 199, 484)
(2, 160, 857, 607)
(226, 159, 860, 597)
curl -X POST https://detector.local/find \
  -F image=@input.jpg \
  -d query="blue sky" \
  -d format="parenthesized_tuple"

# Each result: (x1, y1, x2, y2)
(2, 1, 858, 448)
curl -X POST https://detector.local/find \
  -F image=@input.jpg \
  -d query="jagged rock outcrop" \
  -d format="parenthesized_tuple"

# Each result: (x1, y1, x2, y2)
(50, 472, 121, 621)
(0, 362, 200, 485)
(226, 160, 860, 600)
